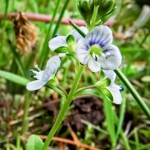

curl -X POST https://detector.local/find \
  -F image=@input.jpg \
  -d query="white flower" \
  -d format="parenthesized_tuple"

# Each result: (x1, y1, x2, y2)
(26, 56, 61, 91)
(48, 26, 88, 51)
(104, 70, 122, 104)
(76, 25, 122, 72)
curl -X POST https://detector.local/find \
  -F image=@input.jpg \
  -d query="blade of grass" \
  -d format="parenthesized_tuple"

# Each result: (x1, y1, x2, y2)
(10, 47, 26, 77)
(38, 0, 62, 68)
(22, 92, 32, 135)
(103, 98, 117, 149)
(120, 131, 131, 150)
(0, 70, 29, 86)
(116, 91, 126, 139)
(7, 32, 26, 77)
(115, 68, 150, 119)
(52, 0, 70, 37)
(134, 129, 140, 150)
(0, 0, 9, 49)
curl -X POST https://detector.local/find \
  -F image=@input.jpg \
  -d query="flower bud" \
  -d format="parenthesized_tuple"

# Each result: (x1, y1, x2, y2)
(97, 0, 115, 22)
(77, 0, 115, 25)
(77, 0, 94, 24)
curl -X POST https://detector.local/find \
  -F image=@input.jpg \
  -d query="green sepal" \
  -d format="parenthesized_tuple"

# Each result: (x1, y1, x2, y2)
(66, 35, 76, 48)
(77, 0, 94, 25)
(55, 46, 70, 53)
(47, 78, 58, 87)
(95, 78, 111, 89)
(100, 70, 105, 79)
(101, 88, 113, 102)
(26, 135, 44, 150)
(97, 0, 115, 22)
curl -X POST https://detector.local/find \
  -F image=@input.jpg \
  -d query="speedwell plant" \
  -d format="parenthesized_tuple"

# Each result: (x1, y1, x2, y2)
(26, 0, 150, 149)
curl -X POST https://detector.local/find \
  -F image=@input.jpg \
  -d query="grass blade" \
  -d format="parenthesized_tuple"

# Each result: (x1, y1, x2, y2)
(0, 70, 29, 86)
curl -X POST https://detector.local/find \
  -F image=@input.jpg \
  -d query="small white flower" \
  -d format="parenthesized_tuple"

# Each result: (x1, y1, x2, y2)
(48, 26, 88, 51)
(76, 25, 122, 72)
(104, 70, 122, 104)
(26, 56, 61, 91)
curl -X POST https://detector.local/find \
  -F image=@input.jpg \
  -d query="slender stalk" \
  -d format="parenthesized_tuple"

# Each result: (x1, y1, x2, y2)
(103, 96, 116, 148)
(39, 0, 61, 68)
(89, 5, 99, 30)
(52, 0, 70, 37)
(115, 68, 150, 119)
(16, 135, 21, 150)
(22, 92, 32, 135)
(42, 65, 85, 150)
(116, 91, 126, 139)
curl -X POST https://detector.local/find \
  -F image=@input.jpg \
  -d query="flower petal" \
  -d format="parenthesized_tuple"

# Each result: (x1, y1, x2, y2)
(103, 70, 116, 83)
(76, 39, 90, 65)
(107, 83, 122, 104)
(99, 45, 122, 70)
(42, 56, 61, 82)
(70, 26, 88, 42)
(26, 80, 45, 91)
(85, 25, 113, 47)
(88, 58, 101, 72)
(48, 36, 67, 51)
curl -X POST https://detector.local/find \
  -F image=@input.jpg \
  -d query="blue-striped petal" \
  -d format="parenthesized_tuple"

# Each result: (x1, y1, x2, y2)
(98, 45, 122, 70)
(85, 25, 113, 48)
(76, 39, 90, 65)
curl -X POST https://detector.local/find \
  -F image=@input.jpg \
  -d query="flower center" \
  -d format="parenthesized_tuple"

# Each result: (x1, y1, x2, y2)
(89, 44, 102, 60)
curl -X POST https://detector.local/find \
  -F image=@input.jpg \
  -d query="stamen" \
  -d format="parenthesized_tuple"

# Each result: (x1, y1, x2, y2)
(30, 75, 34, 78)
(119, 86, 124, 91)
(34, 64, 41, 71)
(54, 34, 59, 37)
(29, 69, 34, 72)
(92, 53, 98, 61)
(105, 52, 110, 59)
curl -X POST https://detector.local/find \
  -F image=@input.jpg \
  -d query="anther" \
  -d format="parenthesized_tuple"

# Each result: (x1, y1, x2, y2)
(34, 64, 41, 71)
(119, 86, 124, 91)
(105, 52, 110, 59)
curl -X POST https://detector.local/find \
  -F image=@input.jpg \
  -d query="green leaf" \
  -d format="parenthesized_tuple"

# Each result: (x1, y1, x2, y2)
(0, 70, 29, 86)
(26, 135, 44, 150)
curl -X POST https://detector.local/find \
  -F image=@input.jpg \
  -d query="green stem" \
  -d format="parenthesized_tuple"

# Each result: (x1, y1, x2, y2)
(90, 5, 99, 30)
(103, 94, 116, 148)
(22, 92, 32, 135)
(52, 0, 70, 37)
(42, 65, 85, 150)
(39, 0, 61, 68)
(116, 92, 126, 139)
(115, 68, 150, 119)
